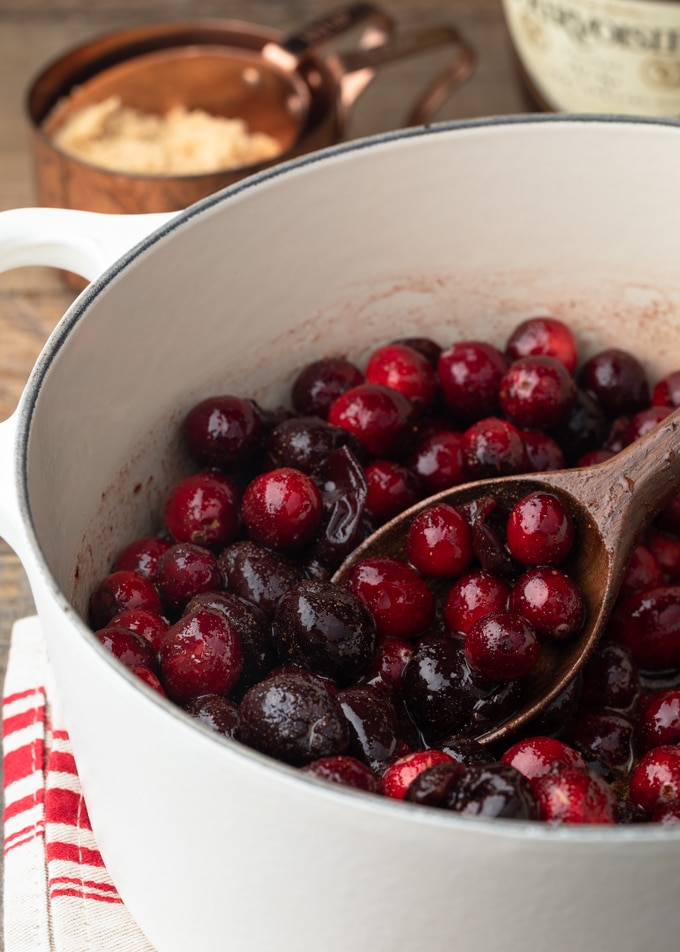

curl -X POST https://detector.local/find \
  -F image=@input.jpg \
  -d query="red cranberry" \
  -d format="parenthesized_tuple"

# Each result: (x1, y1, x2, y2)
(273, 580, 377, 684)
(113, 535, 171, 580)
(520, 429, 565, 472)
(506, 316, 578, 374)
(183, 395, 262, 470)
(159, 608, 243, 704)
(218, 540, 303, 617)
(509, 567, 585, 641)
(566, 710, 634, 773)
(437, 341, 508, 422)
(291, 357, 364, 419)
(464, 610, 540, 681)
(302, 755, 381, 793)
(408, 430, 466, 494)
(603, 415, 631, 453)
(155, 543, 222, 616)
(328, 383, 415, 458)
(578, 348, 650, 416)
(636, 689, 680, 752)
(406, 503, 474, 578)
(651, 799, 680, 824)
(532, 766, 618, 823)
(652, 369, 680, 408)
(646, 527, 680, 582)
(576, 448, 615, 467)
(501, 736, 586, 784)
(163, 471, 241, 550)
(381, 749, 454, 800)
(108, 608, 169, 652)
(580, 642, 640, 712)
(95, 625, 159, 672)
(506, 491, 575, 566)
(365, 342, 438, 407)
(623, 405, 673, 446)
(128, 665, 167, 695)
(241, 467, 323, 553)
(620, 542, 663, 599)
(343, 557, 435, 639)
(364, 460, 421, 524)
(629, 745, 680, 814)
(184, 694, 241, 737)
(444, 570, 510, 634)
(609, 585, 680, 670)
(462, 417, 528, 479)
(446, 763, 539, 819)
(337, 684, 400, 771)
(89, 570, 162, 629)
(499, 355, 577, 430)
(239, 673, 349, 766)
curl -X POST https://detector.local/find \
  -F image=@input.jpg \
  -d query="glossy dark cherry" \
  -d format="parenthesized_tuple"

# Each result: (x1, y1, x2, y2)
(89, 570, 163, 629)
(265, 416, 363, 474)
(183, 394, 263, 470)
(302, 755, 382, 793)
(184, 694, 241, 737)
(646, 528, 680, 582)
(578, 348, 650, 416)
(553, 387, 609, 464)
(406, 503, 474, 578)
(408, 430, 466, 494)
(163, 471, 241, 550)
(462, 417, 528, 479)
(506, 316, 579, 374)
(159, 607, 243, 704)
(365, 342, 438, 407)
(566, 710, 634, 773)
(579, 641, 640, 713)
(499, 355, 577, 430)
(328, 383, 416, 458)
(337, 684, 400, 772)
(364, 460, 422, 524)
(443, 570, 510, 634)
(509, 567, 585, 641)
(381, 749, 455, 800)
(113, 535, 172, 580)
(609, 584, 680, 671)
(437, 341, 508, 422)
(155, 543, 223, 616)
(506, 491, 575, 567)
(361, 637, 414, 696)
(241, 467, 323, 553)
(343, 556, 435, 640)
(445, 763, 539, 819)
(218, 540, 303, 618)
(464, 610, 540, 682)
(402, 760, 465, 808)
(291, 357, 365, 419)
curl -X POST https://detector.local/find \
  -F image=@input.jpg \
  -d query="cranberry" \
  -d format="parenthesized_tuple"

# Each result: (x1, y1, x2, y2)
(113, 535, 172, 580)
(580, 642, 640, 712)
(361, 637, 414, 696)
(566, 710, 634, 773)
(444, 570, 510, 634)
(506, 491, 575, 567)
(184, 694, 241, 737)
(447, 763, 539, 819)
(365, 342, 438, 407)
(265, 416, 362, 474)
(532, 766, 618, 823)
(302, 755, 381, 793)
(95, 626, 159, 672)
(239, 673, 349, 766)
(509, 567, 585, 641)
(381, 749, 454, 800)
(155, 543, 222, 616)
(273, 580, 377, 684)
(652, 369, 680, 408)
(657, 492, 680, 534)
(364, 460, 421, 524)
(328, 383, 415, 459)
(462, 417, 528, 479)
(128, 665, 167, 695)
(464, 610, 540, 682)
(635, 689, 680, 752)
(651, 800, 680, 824)
(501, 736, 586, 784)
(183, 395, 262, 470)
(577, 448, 615, 467)
(408, 430, 466, 494)
(108, 608, 169, 652)
(89, 570, 162, 629)
(159, 608, 243, 704)
(163, 471, 241, 550)
(406, 503, 473, 578)
(629, 745, 680, 814)
(437, 341, 508, 422)
(609, 585, 680, 671)
(291, 357, 364, 418)
(623, 406, 673, 446)
(218, 540, 302, 617)
(578, 348, 650, 416)
(392, 336, 442, 368)
(520, 429, 565, 472)
(337, 685, 400, 771)
(506, 316, 578, 374)
(620, 543, 663, 599)
(241, 467, 323, 553)
(603, 415, 632, 453)
(499, 355, 577, 430)
(646, 528, 680, 582)
(343, 557, 435, 640)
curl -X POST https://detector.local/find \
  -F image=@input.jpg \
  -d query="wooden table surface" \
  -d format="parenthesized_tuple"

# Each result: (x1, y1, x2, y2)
(0, 0, 525, 944)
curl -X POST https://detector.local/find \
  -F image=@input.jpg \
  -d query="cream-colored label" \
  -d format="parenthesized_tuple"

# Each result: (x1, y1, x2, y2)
(502, 0, 680, 115)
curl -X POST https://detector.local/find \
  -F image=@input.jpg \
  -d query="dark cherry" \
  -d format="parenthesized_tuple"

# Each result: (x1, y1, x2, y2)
(437, 341, 508, 422)
(381, 749, 455, 800)
(273, 580, 377, 684)
(265, 416, 363, 474)
(392, 336, 443, 368)
(402, 760, 465, 808)
(651, 800, 680, 825)
(241, 467, 323, 553)
(406, 503, 474, 578)
(95, 625, 159, 672)
(509, 567, 585, 641)
(302, 755, 381, 793)
(218, 540, 303, 618)
(629, 745, 680, 815)
(184, 694, 241, 737)
(238, 673, 349, 766)
(635, 689, 680, 752)
(609, 584, 680, 671)
(652, 369, 680, 409)
(365, 342, 438, 407)
(128, 665, 167, 695)
(437, 734, 493, 767)
(499, 355, 577, 430)
(108, 608, 169, 652)
(580, 641, 640, 713)
(530, 673, 583, 736)
(450, 763, 539, 819)
(462, 417, 529, 479)
(553, 387, 609, 464)
(506, 491, 575, 567)
(520, 429, 565, 472)
(646, 527, 680, 582)
(89, 569, 163, 629)
(505, 316, 578, 374)
(578, 348, 650, 416)
(576, 448, 615, 467)
(113, 535, 172, 580)
(467, 497, 520, 581)
(305, 446, 367, 570)
(159, 608, 243, 704)
(443, 570, 510, 635)
(155, 543, 223, 617)
(183, 394, 263, 470)
(603, 415, 632, 453)
(337, 684, 400, 771)
(364, 459, 421, 524)
(291, 357, 364, 419)
(328, 383, 416, 459)
(620, 542, 663, 599)
(408, 430, 466, 494)
(464, 610, 540, 682)
(566, 710, 634, 773)
(163, 471, 241, 550)
(343, 557, 435, 640)
(501, 736, 586, 784)
(532, 766, 618, 823)
(361, 637, 414, 696)
(657, 492, 680, 534)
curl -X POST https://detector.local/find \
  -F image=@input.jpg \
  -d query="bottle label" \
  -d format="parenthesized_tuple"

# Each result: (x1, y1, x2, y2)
(502, 0, 680, 115)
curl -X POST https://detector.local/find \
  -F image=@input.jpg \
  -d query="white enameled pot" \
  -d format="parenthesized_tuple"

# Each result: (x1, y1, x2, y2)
(1, 116, 680, 952)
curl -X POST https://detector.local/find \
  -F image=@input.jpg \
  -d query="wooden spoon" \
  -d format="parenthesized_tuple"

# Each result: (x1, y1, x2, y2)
(332, 406, 680, 745)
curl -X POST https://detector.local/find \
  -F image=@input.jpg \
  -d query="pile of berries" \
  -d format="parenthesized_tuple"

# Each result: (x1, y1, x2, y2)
(88, 316, 680, 824)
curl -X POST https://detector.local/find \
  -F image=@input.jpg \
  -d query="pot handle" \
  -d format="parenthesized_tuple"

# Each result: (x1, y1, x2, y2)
(0, 206, 173, 558)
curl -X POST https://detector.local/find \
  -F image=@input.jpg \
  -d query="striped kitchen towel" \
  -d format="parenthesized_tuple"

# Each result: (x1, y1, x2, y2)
(2, 616, 156, 952)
